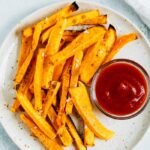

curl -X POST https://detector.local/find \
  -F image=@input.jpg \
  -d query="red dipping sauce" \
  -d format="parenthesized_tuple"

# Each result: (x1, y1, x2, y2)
(91, 59, 149, 119)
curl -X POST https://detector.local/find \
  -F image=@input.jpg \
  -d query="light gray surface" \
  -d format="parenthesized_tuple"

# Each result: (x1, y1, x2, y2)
(0, 0, 149, 150)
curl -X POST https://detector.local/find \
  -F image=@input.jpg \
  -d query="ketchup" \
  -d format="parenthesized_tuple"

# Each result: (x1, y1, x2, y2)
(95, 62, 148, 116)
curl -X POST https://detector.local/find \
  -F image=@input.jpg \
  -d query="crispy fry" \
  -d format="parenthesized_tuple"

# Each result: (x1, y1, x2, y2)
(103, 33, 138, 63)
(53, 61, 66, 81)
(50, 26, 106, 65)
(40, 2, 78, 43)
(23, 27, 33, 37)
(39, 2, 78, 31)
(46, 19, 67, 55)
(11, 60, 35, 112)
(67, 10, 100, 27)
(66, 51, 83, 114)
(59, 58, 72, 112)
(48, 107, 73, 146)
(69, 86, 115, 140)
(56, 59, 72, 128)
(42, 58, 54, 89)
(80, 25, 116, 84)
(77, 82, 95, 146)
(20, 114, 63, 150)
(32, 23, 42, 51)
(70, 51, 83, 87)
(18, 36, 32, 69)
(42, 81, 61, 118)
(34, 48, 45, 110)
(17, 92, 56, 139)
(15, 49, 34, 84)
(66, 116, 86, 150)
(81, 15, 107, 25)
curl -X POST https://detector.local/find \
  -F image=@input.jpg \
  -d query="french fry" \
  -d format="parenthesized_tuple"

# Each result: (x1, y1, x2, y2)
(48, 107, 73, 146)
(46, 19, 67, 55)
(40, 2, 79, 43)
(81, 15, 107, 25)
(34, 48, 45, 110)
(103, 33, 138, 63)
(15, 49, 34, 84)
(80, 25, 116, 84)
(65, 116, 86, 150)
(23, 27, 33, 37)
(38, 2, 78, 31)
(42, 58, 54, 89)
(50, 26, 106, 65)
(56, 58, 72, 128)
(70, 51, 83, 88)
(11, 60, 35, 112)
(66, 51, 83, 114)
(20, 114, 63, 150)
(77, 82, 94, 146)
(66, 10, 100, 27)
(69, 85, 115, 140)
(32, 23, 42, 51)
(42, 81, 61, 118)
(17, 92, 56, 139)
(53, 61, 66, 81)
(59, 58, 72, 112)
(18, 36, 32, 69)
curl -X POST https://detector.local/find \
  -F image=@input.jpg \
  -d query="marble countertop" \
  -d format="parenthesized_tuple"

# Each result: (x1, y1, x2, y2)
(0, 0, 149, 149)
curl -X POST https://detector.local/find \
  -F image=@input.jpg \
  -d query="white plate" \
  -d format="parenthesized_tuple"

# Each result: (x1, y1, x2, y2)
(0, 0, 150, 150)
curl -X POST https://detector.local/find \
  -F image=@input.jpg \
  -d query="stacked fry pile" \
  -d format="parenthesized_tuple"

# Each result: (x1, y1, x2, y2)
(11, 2, 137, 150)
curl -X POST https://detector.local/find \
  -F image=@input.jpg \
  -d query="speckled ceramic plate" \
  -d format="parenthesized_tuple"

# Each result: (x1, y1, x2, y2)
(0, 0, 150, 150)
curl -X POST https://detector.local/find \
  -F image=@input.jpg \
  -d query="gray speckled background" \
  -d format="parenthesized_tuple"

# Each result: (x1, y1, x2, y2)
(0, 0, 149, 150)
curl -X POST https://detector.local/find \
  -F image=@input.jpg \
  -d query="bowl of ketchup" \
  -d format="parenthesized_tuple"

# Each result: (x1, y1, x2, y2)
(90, 59, 150, 119)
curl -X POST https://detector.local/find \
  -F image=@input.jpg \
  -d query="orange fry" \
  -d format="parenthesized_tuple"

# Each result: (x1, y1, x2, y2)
(20, 114, 63, 150)
(17, 92, 56, 139)
(103, 33, 138, 63)
(34, 48, 45, 110)
(42, 81, 61, 118)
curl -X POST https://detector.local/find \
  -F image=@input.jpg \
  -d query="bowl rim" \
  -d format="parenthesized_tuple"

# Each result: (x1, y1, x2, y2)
(90, 59, 150, 120)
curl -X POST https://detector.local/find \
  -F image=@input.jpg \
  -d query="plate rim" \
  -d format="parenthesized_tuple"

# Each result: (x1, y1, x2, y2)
(0, 0, 149, 149)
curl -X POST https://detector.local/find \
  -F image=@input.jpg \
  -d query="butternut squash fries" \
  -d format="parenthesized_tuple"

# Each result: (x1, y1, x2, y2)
(11, 2, 138, 150)
(20, 114, 63, 150)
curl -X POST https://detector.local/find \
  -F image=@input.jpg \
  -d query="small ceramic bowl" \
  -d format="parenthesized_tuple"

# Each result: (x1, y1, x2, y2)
(90, 59, 150, 119)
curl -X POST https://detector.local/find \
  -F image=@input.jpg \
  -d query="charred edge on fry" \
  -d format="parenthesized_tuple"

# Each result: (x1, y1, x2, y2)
(71, 1, 79, 11)
(67, 115, 86, 145)
(109, 24, 116, 30)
